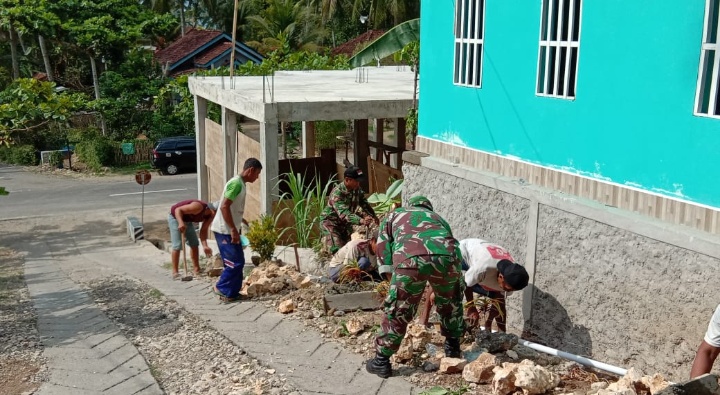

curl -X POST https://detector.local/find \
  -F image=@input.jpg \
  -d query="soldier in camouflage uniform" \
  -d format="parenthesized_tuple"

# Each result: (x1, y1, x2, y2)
(366, 196, 465, 379)
(319, 166, 378, 254)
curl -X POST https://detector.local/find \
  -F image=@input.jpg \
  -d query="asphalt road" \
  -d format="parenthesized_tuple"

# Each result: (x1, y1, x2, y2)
(0, 165, 198, 220)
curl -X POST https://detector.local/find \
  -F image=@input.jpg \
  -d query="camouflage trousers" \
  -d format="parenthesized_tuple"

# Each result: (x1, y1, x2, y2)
(375, 255, 465, 357)
(320, 219, 352, 254)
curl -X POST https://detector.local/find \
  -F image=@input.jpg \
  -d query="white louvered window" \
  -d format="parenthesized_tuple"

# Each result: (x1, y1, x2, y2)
(695, 0, 720, 118)
(453, 0, 485, 87)
(536, 0, 582, 99)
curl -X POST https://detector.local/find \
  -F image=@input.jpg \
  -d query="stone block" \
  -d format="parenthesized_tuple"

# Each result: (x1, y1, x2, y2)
(439, 357, 467, 374)
(462, 352, 497, 384)
(323, 291, 382, 312)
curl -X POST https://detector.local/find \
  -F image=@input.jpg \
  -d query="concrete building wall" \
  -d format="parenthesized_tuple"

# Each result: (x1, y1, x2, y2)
(403, 160, 720, 380)
(418, 0, 720, 208)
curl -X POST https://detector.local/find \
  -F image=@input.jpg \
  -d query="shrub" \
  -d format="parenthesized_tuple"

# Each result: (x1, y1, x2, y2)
(246, 215, 280, 262)
(10, 145, 38, 165)
(315, 120, 347, 150)
(49, 151, 64, 168)
(75, 136, 115, 171)
(0, 145, 10, 163)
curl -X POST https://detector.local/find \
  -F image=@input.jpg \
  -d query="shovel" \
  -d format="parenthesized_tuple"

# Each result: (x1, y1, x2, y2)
(180, 233, 193, 282)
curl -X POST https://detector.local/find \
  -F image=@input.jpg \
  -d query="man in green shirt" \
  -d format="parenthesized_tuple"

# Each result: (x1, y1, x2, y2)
(211, 158, 262, 302)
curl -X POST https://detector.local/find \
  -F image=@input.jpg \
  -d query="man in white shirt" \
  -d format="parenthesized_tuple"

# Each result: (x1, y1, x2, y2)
(327, 230, 379, 282)
(460, 238, 529, 332)
(690, 304, 720, 378)
(211, 158, 262, 303)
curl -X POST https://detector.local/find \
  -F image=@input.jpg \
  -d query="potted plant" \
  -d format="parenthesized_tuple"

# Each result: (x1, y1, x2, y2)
(246, 214, 281, 265)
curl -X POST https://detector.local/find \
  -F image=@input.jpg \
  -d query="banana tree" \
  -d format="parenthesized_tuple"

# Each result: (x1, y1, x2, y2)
(348, 18, 418, 68)
(367, 178, 403, 216)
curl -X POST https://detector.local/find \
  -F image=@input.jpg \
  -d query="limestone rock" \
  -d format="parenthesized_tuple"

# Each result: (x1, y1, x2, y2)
(597, 389, 636, 395)
(641, 374, 670, 394)
(513, 360, 560, 395)
(591, 382, 609, 390)
(609, 367, 647, 393)
(298, 277, 313, 289)
(439, 357, 467, 374)
(345, 318, 365, 335)
(476, 331, 519, 353)
(492, 362, 518, 395)
(394, 341, 414, 362)
(462, 352, 497, 384)
(506, 350, 519, 360)
(278, 300, 294, 314)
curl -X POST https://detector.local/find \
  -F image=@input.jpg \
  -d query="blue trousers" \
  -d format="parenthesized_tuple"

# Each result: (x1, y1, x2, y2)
(214, 232, 246, 298)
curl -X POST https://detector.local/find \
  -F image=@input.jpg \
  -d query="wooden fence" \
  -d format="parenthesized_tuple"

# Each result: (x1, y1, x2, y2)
(112, 140, 155, 166)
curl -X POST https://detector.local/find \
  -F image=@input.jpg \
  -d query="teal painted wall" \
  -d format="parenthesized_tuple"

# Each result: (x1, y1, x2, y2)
(419, 0, 720, 208)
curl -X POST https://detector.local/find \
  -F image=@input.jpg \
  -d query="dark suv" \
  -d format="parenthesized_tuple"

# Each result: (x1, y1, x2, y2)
(151, 136, 197, 175)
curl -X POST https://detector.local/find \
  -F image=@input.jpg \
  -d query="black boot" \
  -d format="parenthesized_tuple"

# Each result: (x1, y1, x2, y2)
(365, 354, 392, 378)
(444, 338, 462, 358)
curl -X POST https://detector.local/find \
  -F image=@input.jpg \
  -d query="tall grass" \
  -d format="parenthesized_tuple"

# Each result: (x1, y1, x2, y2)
(276, 168, 336, 248)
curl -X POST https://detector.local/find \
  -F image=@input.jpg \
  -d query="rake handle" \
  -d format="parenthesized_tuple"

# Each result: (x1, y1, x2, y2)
(181, 232, 189, 276)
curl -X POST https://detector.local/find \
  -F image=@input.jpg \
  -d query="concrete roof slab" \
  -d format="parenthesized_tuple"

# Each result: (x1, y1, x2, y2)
(188, 66, 415, 122)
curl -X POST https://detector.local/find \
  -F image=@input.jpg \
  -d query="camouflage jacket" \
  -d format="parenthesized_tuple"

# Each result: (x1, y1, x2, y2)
(376, 206, 461, 270)
(320, 182, 376, 225)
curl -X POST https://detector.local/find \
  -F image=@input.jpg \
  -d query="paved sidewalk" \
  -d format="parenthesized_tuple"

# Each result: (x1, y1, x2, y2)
(23, 242, 162, 395)
(7, 214, 421, 395)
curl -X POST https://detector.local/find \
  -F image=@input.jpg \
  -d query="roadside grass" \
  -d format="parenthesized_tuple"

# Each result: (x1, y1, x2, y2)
(109, 162, 154, 176)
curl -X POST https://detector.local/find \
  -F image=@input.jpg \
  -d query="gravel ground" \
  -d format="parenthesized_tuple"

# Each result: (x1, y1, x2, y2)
(0, 248, 48, 395)
(85, 277, 300, 395)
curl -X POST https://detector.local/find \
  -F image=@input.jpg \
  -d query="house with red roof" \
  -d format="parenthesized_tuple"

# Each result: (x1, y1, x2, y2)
(155, 29, 263, 76)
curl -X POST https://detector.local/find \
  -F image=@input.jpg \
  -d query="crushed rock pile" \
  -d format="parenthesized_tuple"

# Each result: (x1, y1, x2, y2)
(389, 323, 673, 395)
(240, 262, 314, 298)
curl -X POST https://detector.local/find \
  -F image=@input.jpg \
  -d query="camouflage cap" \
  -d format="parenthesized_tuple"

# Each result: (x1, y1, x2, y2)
(408, 195, 433, 211)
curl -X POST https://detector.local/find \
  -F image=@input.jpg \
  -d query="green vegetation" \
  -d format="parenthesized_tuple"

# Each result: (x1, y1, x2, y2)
(0, 0, 420, 169)
(276, 169, 336, 248)
(367, 178, 403, 216)
(247, 214, 281, 262)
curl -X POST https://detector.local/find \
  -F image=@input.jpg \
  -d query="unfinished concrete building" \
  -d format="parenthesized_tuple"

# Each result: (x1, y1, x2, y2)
(188, 67, 413, 221)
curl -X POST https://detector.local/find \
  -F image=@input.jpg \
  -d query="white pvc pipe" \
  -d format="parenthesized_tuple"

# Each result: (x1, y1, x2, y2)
(519, 339, 627, 376)
(478, 327, 628, 377)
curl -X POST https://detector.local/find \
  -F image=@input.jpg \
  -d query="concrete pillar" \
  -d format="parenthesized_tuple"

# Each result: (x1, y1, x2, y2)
(372, 118, 384, 161)
(301, 121, 316, 158)
(522, 200, 540, 325)
(393, 118, 406, 169)
(194, 95, 208, 202)
(259, 121, 279, 215)
(353, 119, 370, 191)
(221, 106, 237, 182)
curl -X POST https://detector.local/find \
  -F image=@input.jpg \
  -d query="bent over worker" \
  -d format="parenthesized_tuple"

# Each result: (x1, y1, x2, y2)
(460, 238, 529, 332)
(366, 196, 465, 379)
(167, 199, 216, 280)
(327, 229, 381, 283)
(319, 165, 378, 254)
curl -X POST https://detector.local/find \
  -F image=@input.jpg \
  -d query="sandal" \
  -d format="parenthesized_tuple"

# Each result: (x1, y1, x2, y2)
(172, 273, 182, 280)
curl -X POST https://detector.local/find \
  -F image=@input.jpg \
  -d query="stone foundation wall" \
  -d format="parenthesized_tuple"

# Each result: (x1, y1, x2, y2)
(402, 161, 720, 380)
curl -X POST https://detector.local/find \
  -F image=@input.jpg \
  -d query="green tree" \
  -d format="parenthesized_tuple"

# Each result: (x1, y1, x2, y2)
(248, 0, 325, 52)
(0, 78, 87, 145)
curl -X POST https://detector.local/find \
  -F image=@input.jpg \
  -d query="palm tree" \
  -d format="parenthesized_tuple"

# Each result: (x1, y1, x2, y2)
(349, 0, 418, 29)
(248, 0, 325, 52)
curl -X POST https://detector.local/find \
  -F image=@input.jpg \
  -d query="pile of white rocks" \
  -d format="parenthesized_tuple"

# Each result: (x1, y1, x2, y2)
(391, 321, 674, 395)
(241, 263, 313, 298)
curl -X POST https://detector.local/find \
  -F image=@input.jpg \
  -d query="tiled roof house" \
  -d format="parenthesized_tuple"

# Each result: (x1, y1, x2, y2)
(331, 30, 386, 58)
(155, 29, 263, 76)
